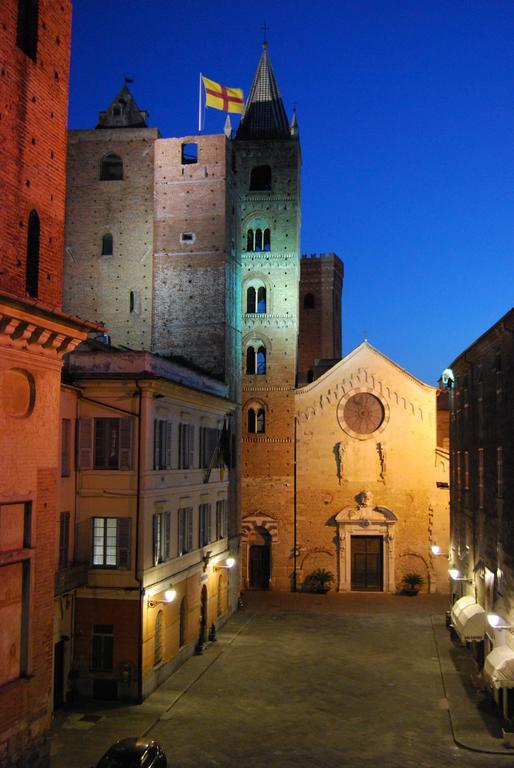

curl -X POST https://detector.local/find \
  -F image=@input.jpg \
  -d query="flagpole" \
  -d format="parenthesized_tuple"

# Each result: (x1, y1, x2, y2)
(198, 73, 203, 133)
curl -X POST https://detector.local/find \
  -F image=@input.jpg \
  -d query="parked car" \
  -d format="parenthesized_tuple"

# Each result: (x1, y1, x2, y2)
(95, 737, 167, 768)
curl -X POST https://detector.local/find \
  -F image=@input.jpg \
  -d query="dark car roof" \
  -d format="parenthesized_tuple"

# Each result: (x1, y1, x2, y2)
(97, 738, 162, 767)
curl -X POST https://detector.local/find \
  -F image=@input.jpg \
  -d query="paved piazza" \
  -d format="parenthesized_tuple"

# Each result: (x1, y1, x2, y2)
(51, 593, 508, 768)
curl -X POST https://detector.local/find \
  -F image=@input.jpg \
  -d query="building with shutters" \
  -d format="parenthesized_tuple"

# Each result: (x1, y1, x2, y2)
(58, 344, 237, 702)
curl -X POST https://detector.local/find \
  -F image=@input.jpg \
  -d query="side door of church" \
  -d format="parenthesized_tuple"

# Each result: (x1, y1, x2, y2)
(249, 545, 270, 590)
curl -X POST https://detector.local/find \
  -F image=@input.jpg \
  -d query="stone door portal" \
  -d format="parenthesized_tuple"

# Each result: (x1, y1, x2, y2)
(351, 535, 383, 591)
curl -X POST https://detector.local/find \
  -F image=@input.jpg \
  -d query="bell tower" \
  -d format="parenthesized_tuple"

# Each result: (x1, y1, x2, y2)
(233, 44, 301, 590)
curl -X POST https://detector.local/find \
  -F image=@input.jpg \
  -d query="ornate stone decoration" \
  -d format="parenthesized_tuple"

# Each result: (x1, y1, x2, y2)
(336, 388, 389, 440)
(335, 493, 398, 592)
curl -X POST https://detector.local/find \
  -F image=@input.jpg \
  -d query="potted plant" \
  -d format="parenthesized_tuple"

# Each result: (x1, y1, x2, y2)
(306, 568, 335, 594)
(400, 572, 425, 596)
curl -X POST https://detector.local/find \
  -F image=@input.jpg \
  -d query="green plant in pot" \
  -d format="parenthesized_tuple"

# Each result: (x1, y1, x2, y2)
(306, 568, 335, 594)
(401, 572, 425, 595)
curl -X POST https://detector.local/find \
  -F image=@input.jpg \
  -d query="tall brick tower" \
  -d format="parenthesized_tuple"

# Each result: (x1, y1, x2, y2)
(297, 252, 344, 385)
(234, 44, 301, 590)
(0, 3, 92, 766)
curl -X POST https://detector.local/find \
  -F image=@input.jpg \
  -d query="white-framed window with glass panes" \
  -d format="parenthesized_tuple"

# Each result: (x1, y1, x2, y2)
(92, 517, 131, 568)
(153, 510, 171, 565)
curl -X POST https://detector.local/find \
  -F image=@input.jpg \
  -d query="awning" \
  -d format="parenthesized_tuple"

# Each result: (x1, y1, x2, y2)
(450, 596, 485, 642)
(484, 646, 514, 689)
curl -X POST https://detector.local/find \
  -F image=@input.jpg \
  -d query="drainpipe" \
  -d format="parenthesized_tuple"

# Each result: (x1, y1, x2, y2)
(134, 382, 144, 704)
(463, 352, 477, 601)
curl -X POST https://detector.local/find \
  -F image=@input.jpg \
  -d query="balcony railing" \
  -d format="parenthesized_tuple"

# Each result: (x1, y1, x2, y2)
(54, 561, 89, 596)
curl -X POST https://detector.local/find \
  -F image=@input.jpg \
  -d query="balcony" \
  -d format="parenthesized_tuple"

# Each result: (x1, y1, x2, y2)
(54, 561, 89, 596)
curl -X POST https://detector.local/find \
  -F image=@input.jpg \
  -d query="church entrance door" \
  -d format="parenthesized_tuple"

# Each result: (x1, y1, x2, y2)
(249, 544, 270, 590)
(351, 535, 383, 591)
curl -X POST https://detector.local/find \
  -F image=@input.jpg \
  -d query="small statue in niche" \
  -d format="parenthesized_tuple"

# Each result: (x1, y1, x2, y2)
(333, 441, 346, 484)
(376, 441, 386, 483)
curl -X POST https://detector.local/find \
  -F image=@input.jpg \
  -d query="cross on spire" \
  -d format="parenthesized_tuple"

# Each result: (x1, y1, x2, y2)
(261, 22, 269, 48)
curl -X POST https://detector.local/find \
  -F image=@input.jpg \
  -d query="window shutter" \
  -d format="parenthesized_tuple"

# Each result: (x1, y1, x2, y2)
(152, 513, 159, 565)
(165, 421, 172, 469)
(164, 510, 171, 560)
(178, 510, 184, 555)
(117, 518, 131, 568)
(187, 507, 193, 552)
(77, 418, 93, 469)
(188, 425, 195, 469)
(119, 418, 133, 470)
(153, 419, 159, 470)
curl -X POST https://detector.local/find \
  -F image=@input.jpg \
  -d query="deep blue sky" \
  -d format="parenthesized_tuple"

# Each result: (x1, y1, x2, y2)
(69, 1, 514, 385)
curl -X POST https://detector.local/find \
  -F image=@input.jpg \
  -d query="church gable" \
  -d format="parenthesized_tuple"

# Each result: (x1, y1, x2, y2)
(295, 341, 435, 428)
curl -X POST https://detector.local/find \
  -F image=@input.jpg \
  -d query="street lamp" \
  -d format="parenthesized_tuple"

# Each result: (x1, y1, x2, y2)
(448, 568, 472, 583)
(487, 613, 513, 631)
(215, 557, 236, 570)
(431, 544, 448, 556)
(148, 583, 177, 607)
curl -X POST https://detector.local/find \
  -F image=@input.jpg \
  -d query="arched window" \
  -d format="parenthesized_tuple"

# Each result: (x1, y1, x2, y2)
(250, 165, 272, 191)
(179, 598, 186, 648)
(246, 347, 255, 375)
(101, 233, 113, 256)
(246, 227, 271, 252)
(246, 286, 256, 313)
(25, 209, 40, 298)
(304, 293, 315, 309)
(256, 346, 266, 375)
(154, 611, 163, 666)
(100, 153, 123, 181)
(256, 408, 265, 433)
(248, 408, 256, 433)
(17, 0, 39, 61)
(257, 286, 266, 313)
(246, 344, 266, 375)
(248, 406, 266, 434)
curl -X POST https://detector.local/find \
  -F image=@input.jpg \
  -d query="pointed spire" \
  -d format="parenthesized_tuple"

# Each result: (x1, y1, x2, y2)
(290, 109, 299, 137)
(236, 46, 291, 140)
(224, 114, 232, 138)
(97, 85, 148, 129)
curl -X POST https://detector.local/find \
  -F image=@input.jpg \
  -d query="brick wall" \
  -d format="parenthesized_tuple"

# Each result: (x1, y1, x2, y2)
(63, 128, 157, 349)
(298, 253, 344, 385)
(0, 0, 71, 309)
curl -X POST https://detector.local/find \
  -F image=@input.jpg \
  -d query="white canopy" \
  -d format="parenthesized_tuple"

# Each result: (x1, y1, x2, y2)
(450, 596, 485, 642)
(484, 646, 514, 689)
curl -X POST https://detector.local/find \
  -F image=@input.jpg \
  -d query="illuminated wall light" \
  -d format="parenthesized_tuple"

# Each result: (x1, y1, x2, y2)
(487, 613, 512, 630)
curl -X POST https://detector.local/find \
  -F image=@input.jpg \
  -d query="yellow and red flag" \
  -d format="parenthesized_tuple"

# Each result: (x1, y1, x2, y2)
(202, 76, 244, 114)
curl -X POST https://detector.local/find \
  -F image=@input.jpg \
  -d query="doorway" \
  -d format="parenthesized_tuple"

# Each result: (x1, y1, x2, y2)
(351, 535, 383, 591)
(199, 585, 208, 645)
(249, 544, 270, 590)
(53, 639, 65, 709)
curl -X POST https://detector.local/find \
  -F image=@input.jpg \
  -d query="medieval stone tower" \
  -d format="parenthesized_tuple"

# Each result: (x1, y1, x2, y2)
(297, 252, 344, 386)
(233, 45, 301, 590)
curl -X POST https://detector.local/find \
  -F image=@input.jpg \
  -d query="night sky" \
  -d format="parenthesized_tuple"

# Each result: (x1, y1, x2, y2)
(69, 1, 514, 385)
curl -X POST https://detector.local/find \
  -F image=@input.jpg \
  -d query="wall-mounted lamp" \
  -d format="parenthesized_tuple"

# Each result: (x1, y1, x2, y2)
(431, 544, 448, 556)
(148, 584, 177, 607)
(215, 557, 235, 570)
(487, 613, 513, 631)
(448, 568, 472, 583)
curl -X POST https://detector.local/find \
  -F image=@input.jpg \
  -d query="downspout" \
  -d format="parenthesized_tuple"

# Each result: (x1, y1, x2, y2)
(134, 382, 144, 704)
(293, 415, 297, 592)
